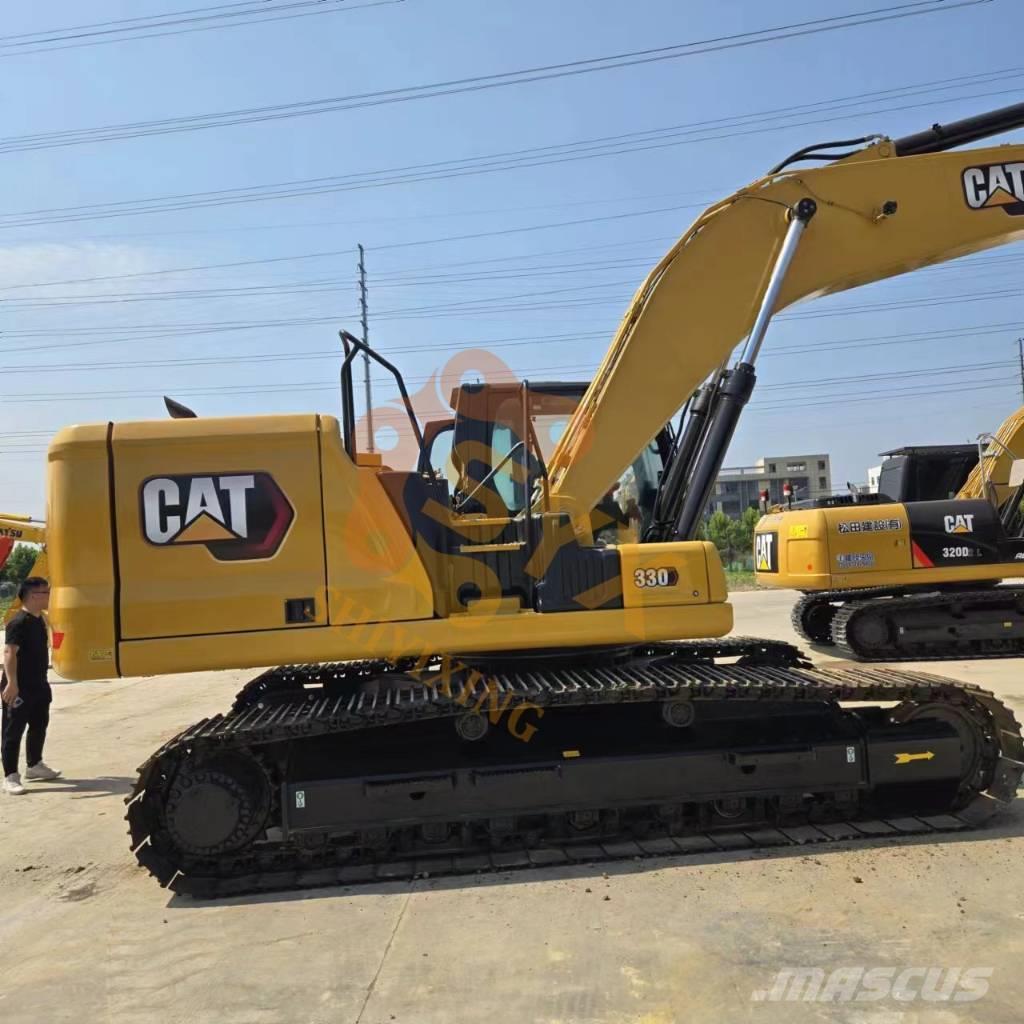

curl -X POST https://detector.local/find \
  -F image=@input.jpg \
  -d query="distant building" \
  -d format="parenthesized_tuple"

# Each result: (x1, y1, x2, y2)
(711, 454, 832, 517)
(867, 465, 882, 493)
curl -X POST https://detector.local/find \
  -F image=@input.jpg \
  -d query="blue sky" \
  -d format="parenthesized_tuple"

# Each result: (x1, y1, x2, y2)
(3, 0, 1024, 515)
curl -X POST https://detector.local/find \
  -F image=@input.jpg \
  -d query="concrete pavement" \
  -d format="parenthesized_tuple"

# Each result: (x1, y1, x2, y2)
(1, 589, 1022, 1024)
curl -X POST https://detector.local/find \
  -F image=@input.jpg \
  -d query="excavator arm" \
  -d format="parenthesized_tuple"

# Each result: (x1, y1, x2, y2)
(547, 107, 1024, 522)
(958, 405, 1024, 506)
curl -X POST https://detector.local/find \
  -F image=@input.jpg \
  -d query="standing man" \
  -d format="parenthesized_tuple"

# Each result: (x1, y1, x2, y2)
(2, 577, 60, 794)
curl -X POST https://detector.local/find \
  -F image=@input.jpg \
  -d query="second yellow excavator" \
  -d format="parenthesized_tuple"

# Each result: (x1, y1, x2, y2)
(43, 102, 1024, 896)
(755, 403, 1024, 659)
(0, 514, 47, 625)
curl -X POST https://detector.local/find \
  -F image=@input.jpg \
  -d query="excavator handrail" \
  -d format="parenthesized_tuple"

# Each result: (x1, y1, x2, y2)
(339, 330, 429, 469)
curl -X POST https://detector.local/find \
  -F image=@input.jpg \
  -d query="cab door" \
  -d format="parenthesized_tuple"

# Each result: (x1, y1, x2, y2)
(112, 415, 328, 640)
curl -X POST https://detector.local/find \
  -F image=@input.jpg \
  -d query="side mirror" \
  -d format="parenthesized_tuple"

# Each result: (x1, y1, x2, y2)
(1009, 459, 1024, 488)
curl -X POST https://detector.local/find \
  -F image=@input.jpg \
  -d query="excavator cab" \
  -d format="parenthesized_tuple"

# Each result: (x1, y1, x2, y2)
(348, 351, 715, 621)
(876, 445, 979, 502)
(419, 381, 669, 539)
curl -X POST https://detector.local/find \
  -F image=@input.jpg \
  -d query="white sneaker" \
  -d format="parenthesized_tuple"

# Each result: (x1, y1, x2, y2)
(3, 773, 26, 795)
(25, 762, 61, 782)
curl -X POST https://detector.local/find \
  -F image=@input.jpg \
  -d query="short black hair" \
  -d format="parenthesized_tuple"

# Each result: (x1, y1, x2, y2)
(18, 577, 48, 601)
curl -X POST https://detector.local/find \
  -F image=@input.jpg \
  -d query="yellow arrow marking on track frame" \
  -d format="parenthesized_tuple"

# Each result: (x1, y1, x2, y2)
(893, 751, 935, 765)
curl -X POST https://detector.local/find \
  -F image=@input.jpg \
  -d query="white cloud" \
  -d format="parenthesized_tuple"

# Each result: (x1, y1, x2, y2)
(0, 241, 165, 295)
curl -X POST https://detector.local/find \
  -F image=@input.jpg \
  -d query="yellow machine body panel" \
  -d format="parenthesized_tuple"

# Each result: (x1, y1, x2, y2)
(47, 414, 733, 680)
(115, 602, 733, 678)
(111, 415, 330, 641)
(46, 425, 117, 673)
(620, 541, 726, 609)
(319, 424, 435, 625)
(754, 503, 1017, 591)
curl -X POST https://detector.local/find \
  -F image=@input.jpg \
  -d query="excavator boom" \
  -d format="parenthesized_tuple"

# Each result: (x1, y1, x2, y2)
(959, 406, 1024, 505)
(548, 133, 1024, 518)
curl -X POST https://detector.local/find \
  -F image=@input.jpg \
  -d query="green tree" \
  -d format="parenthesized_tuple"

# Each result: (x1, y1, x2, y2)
(0, 543, 42, 586)
(704, 510, 735, 564)
(730, 506, 762, 563)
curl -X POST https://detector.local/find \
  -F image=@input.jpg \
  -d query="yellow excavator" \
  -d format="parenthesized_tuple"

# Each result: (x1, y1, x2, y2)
(756, 403, 1024, 659)
(45, 103, 1024, 896)
(0, 514, 47, 625)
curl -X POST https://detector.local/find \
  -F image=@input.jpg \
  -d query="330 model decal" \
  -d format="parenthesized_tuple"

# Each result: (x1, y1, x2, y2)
(632, 567, 679, 588)
(140, 472, 293, 561)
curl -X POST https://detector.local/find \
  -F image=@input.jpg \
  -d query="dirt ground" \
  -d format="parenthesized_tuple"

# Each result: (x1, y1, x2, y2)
(1, 588, 1022, 1024)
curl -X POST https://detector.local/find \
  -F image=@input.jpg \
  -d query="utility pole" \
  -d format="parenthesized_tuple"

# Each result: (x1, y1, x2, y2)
(1018, 337, 1024, 404)
(358, 244, 374, 452)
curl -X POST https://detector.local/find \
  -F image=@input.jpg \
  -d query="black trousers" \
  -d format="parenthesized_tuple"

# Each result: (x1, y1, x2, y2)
(1, 699, 49, 776)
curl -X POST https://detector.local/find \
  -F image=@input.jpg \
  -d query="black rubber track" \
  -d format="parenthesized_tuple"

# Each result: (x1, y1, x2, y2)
(791, 593, 838, 645)
(125, 638, 1024, 898)
(832, 586, 1024, 661)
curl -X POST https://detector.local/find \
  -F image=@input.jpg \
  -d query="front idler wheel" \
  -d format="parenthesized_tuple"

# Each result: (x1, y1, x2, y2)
(801, 600, 838, 645)
(164, 751, 272, 858)
(891, 701, 991, 797)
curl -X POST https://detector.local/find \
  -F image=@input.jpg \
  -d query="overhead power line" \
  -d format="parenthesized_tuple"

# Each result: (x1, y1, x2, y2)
(0, 232, 678, 293)
(3, 277, 1024, 356)
(4, 321, 1023, 378)
(3, 205, 1020, 297)
(0, 1, 402, 57)
(0, 273, 641, 311)
(0, 2, 988, 158)
(0, 67, 1018, 229)
(0, 355, 1010, 407)
(752, 375, 1017, 412)
(3, 246, 1020, 310)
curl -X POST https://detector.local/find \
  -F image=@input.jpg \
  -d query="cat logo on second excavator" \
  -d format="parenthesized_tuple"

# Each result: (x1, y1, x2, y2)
(962, 163, 1024, 215)
(140, 473, 293, 561)
(755, 532, 778, 573)
(944, 513, 975, 534)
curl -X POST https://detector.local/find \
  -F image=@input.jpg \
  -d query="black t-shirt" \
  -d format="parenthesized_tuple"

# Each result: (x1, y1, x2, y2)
(2, 611, 51, 704)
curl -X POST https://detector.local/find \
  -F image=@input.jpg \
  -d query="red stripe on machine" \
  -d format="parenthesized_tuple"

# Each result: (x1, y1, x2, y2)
(911, 540, 934, 568)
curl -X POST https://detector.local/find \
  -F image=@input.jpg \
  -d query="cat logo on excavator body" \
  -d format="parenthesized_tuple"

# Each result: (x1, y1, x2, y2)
(140, 472, 293, 561)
